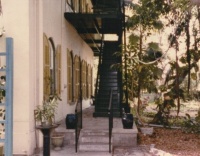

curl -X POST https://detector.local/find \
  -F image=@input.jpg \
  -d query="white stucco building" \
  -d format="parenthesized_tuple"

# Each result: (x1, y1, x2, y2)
(0, 0, 94, 155)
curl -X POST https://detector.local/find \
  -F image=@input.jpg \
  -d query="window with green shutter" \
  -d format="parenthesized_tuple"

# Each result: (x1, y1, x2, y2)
(56, 45, 62, 96)
(87, 64, 91, 98)
(81, 60, 87, 99)
(67, 49, 73, 103)
(74, 55, 80, 101)
(43, 33, 51, 100)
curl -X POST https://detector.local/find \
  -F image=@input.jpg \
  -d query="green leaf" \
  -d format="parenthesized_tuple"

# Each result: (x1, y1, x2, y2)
(191, 73, 197, 80)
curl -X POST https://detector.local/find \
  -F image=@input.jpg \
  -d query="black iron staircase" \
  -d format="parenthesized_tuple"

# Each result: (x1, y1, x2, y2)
(93, 41, 121, 117)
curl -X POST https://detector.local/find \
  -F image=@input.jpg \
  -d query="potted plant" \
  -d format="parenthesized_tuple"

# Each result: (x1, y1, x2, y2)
(34, 95, 59, 126)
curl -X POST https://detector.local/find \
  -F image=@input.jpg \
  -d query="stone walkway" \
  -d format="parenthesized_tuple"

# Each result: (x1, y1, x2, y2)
(41, 145, 175, 156)
(38, 106, 175, 156)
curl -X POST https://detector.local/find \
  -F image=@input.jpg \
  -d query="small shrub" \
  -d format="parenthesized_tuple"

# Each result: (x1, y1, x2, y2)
(182, 110, 200, 133)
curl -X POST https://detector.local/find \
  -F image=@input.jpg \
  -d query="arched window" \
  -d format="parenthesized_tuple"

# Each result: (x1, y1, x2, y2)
(43, 35, 59, 100)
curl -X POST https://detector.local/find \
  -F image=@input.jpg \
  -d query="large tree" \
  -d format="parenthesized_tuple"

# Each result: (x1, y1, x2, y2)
(123, 0, 170, 112)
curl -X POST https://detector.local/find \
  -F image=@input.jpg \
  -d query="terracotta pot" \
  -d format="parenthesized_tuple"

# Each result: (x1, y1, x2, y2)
(51, 134, 65, 151)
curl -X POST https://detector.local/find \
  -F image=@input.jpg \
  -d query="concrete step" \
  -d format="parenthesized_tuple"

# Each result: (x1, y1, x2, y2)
(79, 129, 111, 152)
(81, 134, 109, 143)
(76, 151, 111, 156)
(79, 143, 110, 152)
(81, 129, 109, 136)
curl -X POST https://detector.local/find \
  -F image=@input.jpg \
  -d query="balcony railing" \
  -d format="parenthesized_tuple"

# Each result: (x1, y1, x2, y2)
(65, 0, 121, 14)
(65, 0, 93, 13)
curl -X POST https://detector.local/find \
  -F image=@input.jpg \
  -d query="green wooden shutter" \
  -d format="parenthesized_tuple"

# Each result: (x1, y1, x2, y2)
(43, 34, 50, 99)
(67, 49, 73, 102)
(56, 45, 62, 96)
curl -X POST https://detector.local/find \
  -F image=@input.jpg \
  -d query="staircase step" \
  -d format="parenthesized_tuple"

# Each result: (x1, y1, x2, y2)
(82, 129, 108, 135)
(93, 111, 120, 117)
(97, 86, 118, 91)
(79, 129, 110, 152)
(79, 143, 110, 152)
(81, 135, 109, 143)
(75, 151, 111, 156)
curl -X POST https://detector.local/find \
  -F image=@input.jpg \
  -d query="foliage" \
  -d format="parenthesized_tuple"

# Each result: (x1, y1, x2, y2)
(151, 93, 176, 126)
(168, 116, 186, 127)
(182, 109, 200, 133)
(156, 0, 200, 116)
(34, 95, 60, 125)
(165, 0, 200, 86)
(121, 0, 200, 121)
(116, 0, 173, 115)
(127, 0, 170, 31)
(116, 40, 163, 101)
(0, 75, 5, 102)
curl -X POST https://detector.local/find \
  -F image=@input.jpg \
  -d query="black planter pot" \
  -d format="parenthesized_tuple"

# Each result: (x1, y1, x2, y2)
(66, 114, 76, 129)
(122, 113, 134, 129)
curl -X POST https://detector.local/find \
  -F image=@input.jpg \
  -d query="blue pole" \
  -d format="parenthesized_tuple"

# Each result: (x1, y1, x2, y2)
(5, 38, 13, 156)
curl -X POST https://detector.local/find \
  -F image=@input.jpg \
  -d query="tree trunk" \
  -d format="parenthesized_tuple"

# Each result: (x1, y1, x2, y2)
(137, 28, 143, 114)
(185, 13, 191, 94)
(175, 42, 180, 115)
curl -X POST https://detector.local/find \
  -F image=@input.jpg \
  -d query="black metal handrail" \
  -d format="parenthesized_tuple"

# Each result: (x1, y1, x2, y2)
(108, 89, 113, 153)
(75, 96, 82, 153)
(94, 36, 104, 100)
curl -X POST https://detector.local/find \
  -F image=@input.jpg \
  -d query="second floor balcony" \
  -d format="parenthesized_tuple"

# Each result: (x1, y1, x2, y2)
(64, 0, 126, 56)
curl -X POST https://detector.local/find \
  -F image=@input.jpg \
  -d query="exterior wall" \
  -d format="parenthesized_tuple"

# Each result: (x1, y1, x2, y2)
(1, 0, 33, 155)
(0, 0, 93, 155)
(42, 0, 94, 119)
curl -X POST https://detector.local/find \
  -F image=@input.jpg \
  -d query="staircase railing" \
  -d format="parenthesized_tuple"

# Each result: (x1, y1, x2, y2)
(75, 96, 82, 153)
(94, 36, 104, 101)
(108, 89, 113, 153)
